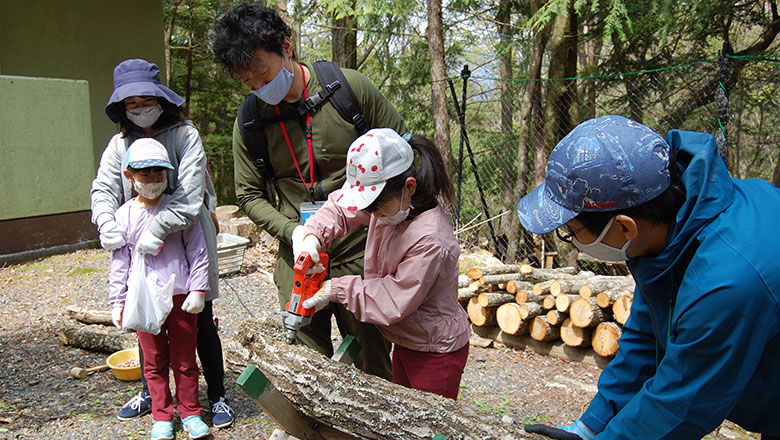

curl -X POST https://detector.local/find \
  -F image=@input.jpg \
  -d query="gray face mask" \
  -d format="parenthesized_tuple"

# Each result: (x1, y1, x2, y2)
(252, 57, 295, 105)
(572, 217, 631, 262)
(126, 104, 163, 128)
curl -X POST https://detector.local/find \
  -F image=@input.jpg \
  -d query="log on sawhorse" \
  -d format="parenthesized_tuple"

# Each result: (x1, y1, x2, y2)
(227, 317, 527, 440)
(238, 364, 356, 440)
(238, 336, 364, 440)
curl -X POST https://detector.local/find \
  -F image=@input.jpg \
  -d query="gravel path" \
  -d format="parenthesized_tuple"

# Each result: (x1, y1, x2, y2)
(0, 245, 759, 439)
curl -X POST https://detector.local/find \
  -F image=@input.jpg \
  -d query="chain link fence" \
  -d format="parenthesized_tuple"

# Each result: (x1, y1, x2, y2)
(448, 48, 780, 270)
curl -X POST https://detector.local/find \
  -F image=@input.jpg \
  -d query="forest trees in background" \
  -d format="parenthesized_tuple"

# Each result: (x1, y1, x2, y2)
(163, 0, 780, 263)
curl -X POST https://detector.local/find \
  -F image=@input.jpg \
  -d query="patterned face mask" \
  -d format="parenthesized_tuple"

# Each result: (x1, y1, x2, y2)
(126, 104, 163, 128)
(133, 180, 167, 200)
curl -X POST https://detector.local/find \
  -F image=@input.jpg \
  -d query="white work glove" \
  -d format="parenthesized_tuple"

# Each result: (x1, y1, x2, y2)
(136, 230, 164, 256)
(112, 307, 123, 329)
(301, 280, 331, 312)
(181, 291, 206, 314)
(98, 218, 126, 250)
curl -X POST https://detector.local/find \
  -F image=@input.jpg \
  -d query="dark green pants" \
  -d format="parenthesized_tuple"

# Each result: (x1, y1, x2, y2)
(274, 245, 393, 381)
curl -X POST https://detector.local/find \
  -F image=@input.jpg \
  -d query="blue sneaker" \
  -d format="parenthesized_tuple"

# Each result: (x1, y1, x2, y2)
(181, 415, 210, 439)
(150, 420, 174, 440)
(209, 396, 235, 429)
(117, 391, 152, 420)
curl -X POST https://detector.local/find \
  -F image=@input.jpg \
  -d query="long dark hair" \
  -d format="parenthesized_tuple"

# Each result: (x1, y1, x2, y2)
(365, 134, 454, 217)
(117, 98, 185, 137)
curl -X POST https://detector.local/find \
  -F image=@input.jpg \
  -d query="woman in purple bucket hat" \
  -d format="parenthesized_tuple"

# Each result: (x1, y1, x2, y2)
(90, 59, 235, 438)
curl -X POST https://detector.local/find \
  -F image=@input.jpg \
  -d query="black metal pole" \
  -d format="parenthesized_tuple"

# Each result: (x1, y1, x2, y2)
(447, 65, 500, 251)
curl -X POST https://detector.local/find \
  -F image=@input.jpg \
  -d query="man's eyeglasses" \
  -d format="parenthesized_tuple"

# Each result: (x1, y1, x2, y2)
(555, 224, 587, 243)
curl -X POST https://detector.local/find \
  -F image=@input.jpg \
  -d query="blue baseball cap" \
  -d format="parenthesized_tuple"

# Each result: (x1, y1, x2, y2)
(517, 115, 671, 234)
(105, 59, 184, 123)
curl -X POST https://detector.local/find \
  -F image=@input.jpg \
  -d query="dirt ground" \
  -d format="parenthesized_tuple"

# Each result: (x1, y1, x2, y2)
(0, 243, 761, 439)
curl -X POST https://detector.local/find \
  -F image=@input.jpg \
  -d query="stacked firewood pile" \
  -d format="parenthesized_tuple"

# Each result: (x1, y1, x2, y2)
(460, 264, 634, 361)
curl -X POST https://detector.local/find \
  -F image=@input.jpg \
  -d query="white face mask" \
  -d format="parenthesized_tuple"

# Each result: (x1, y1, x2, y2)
(252, 57, 295, 105)
(572, 217, 631, 262)
(378, 188, 412, 225)
(126, 104, 163, 128)
(133, 180, 167, 200)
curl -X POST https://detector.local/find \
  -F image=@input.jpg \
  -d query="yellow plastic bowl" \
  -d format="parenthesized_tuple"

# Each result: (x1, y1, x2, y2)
(106, 348, 142, 381)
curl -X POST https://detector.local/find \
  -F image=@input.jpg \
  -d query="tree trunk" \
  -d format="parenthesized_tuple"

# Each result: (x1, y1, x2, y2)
(427, 0, 452, 171)
(507, 0, 551, 262)
(331, 9, 357, 69)
(57, 325, 137, 353)
(226, 319, 528, 439)
(540, 2, 578, 184)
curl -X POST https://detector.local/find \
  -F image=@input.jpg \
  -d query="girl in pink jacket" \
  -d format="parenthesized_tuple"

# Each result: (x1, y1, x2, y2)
(294, 128, 471, 399)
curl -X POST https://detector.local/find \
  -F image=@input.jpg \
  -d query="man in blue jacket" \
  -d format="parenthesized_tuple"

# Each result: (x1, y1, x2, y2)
(517, 115, 780, 439)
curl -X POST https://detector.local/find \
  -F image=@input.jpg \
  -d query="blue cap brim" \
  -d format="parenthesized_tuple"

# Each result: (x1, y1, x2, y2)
(127, 159, 175, 170)
(516, 183, 579, 234)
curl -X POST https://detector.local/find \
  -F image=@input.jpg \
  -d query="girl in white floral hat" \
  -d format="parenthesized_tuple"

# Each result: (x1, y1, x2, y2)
(293, 128, 471, 399)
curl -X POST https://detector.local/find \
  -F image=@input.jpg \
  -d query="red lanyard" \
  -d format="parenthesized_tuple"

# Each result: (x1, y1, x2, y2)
(274, 62, 314, 192)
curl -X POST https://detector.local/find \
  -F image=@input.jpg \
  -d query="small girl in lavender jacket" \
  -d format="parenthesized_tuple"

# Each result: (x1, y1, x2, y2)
(109, 138, 210, 440)
(293, 128, 471, 399)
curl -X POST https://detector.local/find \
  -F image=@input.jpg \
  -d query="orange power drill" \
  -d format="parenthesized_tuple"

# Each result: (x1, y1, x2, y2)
(283, 251, 329, 344)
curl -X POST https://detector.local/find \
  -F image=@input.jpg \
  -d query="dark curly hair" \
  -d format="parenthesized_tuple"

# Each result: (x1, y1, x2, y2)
(212, 1, 292, 73)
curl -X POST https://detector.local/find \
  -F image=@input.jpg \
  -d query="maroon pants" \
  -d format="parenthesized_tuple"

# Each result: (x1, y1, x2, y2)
(137, 294, 201, 421)
(392, 343, 469, 399)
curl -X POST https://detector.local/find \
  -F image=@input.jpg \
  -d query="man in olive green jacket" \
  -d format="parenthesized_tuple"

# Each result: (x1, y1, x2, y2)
(213, 1, 406, 380)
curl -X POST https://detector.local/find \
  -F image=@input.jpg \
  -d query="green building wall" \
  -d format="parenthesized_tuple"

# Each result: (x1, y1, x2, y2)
(0, 0, 168, 261)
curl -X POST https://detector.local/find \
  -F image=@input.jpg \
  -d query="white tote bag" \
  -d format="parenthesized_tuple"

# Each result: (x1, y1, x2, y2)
(121, 195, 174, 335)
(122, 252, 175, 335)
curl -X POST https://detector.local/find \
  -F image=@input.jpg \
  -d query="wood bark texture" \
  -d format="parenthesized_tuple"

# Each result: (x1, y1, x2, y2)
(66, 306, 113, 326)
(226, 318, 527, 439)
(57, 325, 137, 353)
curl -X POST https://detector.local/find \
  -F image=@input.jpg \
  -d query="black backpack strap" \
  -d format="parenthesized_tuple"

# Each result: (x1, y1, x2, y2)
(238, 94, 278, 207)
(312, 61, 368, 135)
